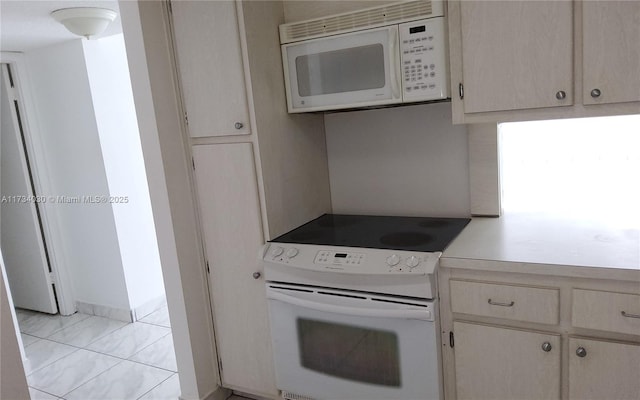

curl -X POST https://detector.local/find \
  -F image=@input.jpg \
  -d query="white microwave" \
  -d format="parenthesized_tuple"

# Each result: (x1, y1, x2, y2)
(279, 0, 449, 113)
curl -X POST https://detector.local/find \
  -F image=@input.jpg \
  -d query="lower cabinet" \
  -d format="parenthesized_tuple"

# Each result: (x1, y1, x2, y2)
(441, 268, 640, 400)
(568, 337, 640, 400)
(192, 143, 277, 397)
(453, 321, 561, 400)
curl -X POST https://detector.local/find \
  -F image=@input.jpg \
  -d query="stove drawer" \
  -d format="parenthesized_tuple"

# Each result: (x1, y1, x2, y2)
(572, 289, 640, 336)
(450, 280, 560, 325)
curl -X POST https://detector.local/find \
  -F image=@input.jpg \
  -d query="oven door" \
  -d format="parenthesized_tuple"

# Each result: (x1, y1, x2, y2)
(266, 283, 441, 400)
(282, 26, 402, 113)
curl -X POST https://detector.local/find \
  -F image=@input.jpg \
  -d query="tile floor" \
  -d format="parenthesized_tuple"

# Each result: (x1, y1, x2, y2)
(16, 306, 180, 400)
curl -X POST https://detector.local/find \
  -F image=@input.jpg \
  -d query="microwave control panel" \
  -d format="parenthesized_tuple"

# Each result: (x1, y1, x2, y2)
(399, 18, 449, 101)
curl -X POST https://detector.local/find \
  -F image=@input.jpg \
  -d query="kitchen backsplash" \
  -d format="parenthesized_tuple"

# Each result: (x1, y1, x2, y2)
(324, 102, 470, 217)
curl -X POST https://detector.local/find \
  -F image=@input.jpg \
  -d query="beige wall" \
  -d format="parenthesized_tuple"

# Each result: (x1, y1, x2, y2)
(325, 102, 471, 217)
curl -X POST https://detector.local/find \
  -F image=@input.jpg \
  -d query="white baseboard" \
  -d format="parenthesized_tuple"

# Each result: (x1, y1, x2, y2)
(21, 357, 31, 374)
(76, 295, 167, 323)
(132, 295, 167, 321)
(76, 301, 133, 322)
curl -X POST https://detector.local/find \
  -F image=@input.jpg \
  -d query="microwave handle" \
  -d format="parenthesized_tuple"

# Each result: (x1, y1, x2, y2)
(389, 26, 401, 100)
(267, 287, 432, 321)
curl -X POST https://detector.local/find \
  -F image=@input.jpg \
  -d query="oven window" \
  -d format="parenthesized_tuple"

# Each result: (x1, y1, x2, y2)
(297, 318, 401, 387)
(295, 44, 386, 97)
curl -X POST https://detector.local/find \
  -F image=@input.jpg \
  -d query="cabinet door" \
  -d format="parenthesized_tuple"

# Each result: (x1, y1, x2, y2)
(192, 144, 276, 397)
(453, 322, 561, 400)
(583, 2, 640, 105)
(171, 1, 251, 137)
(459, 1, 573, 113)
(569, 337, 640, 400)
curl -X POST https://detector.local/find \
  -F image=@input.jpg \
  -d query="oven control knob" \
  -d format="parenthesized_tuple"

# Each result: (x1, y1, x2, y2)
(406, 256, 420, 268)
(285, 248, 299, 258)
(386, 254, 400, 266)
(270, 246, 284, 257)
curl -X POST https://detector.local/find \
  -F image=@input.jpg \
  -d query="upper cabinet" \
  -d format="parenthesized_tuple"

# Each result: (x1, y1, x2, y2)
(582, 1, 640, 106)
(449, 0, 640, 124)
(458, 1, 573, 113)
(170, 0, 251, 137)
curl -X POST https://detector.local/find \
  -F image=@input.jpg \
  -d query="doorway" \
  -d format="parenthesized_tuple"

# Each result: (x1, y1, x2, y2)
(0, 33, 179, 399)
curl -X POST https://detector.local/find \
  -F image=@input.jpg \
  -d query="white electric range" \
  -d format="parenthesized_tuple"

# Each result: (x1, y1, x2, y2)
(262, 214, 470, 400)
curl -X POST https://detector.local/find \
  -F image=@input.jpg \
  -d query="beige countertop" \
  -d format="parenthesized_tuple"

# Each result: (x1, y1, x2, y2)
(441, 212, 640, 281)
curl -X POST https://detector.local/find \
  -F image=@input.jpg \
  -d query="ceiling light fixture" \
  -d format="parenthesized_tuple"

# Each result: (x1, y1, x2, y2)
(51, 8, 117, 40)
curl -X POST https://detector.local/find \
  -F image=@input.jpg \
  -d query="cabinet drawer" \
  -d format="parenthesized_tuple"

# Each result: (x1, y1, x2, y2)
(572, 289, 640, 336)
(450, 280, 560, 325)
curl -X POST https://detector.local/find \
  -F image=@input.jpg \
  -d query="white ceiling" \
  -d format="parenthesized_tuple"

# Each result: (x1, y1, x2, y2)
(1, 0, 122, 52)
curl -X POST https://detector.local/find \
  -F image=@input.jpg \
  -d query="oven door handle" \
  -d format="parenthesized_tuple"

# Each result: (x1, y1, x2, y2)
(267, 289, 432, 321)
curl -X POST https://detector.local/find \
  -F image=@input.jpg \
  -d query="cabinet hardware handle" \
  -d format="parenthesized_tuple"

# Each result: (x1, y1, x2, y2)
(555, 90, 566, 100)
(541, 342, 552, 352)
(234, 122, 244, 129)
(590, 88, 601, 98)
(252, 272, 261, 279)
(458, 83, 464, 99)
(487, 299, 515, 307)
(576, 347, 587, 358)
(621, 311, 640, 319)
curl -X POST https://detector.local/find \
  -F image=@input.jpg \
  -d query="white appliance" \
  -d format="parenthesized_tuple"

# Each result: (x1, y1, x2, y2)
(262, 215, 471, 400)
(264, 245, 441, 400)
(279, 0, 449, 113)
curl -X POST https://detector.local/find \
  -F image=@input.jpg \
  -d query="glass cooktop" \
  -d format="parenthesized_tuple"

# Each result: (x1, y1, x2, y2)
(271, 214, 471, 252)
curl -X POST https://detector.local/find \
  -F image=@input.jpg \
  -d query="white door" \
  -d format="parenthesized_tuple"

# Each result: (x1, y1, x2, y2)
(0, 64, 57, 314)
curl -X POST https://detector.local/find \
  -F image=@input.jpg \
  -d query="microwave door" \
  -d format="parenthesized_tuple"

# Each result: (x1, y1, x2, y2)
(283, 26, 401, 113)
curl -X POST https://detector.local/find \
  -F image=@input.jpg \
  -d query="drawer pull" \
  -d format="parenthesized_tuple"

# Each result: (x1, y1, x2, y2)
(488, 299, 515, 307)
(621, 311, 640, 319)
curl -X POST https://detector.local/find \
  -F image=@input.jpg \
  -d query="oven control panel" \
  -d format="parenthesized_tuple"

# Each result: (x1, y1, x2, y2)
(263, 243, 439, 298)
(315, 251, 365, 266)
(263, 243, 439, 275)
(385, 254, 429, 273)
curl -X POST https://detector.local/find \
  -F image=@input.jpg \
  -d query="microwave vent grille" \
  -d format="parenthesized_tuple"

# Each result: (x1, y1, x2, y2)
(280, 0, 437, 44)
